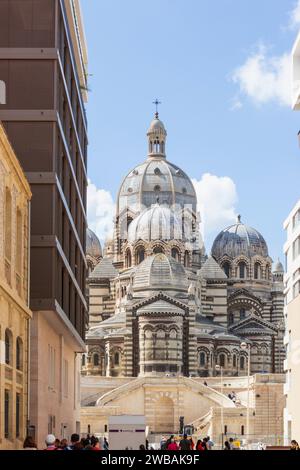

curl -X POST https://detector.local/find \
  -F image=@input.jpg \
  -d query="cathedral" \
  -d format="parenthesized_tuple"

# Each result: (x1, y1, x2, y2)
(82, 112, 285, 381)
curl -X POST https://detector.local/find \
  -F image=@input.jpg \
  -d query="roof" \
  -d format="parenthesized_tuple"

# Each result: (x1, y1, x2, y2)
(133, 253, 188, 292)
(137, 299, 185, 315)
(211, 216, 269, 260)
(198, 256, 227, 280)
(128, 205, 183, 242)
(89, 257, 118, 280)
(86, 228, 102, 258)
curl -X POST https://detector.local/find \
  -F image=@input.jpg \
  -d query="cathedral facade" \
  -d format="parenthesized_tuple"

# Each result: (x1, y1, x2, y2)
(83, 113, 285, 380)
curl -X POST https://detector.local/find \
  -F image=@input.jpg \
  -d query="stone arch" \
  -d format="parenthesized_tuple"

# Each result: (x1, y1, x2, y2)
(232, 256, 250, 278)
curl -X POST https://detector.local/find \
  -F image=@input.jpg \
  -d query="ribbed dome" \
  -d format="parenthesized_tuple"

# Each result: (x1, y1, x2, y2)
(128, 205, 183, 243)
(117, 158, 197, 215)
(147, 117, 166, 135)
(133, 253, 188, 292)
(86, 228, 102, 258)
(273, 260, 284, 273)
(211, 216, 269, 259)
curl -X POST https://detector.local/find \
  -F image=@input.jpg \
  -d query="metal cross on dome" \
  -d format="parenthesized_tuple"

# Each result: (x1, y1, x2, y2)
(153, 99, 161, 116)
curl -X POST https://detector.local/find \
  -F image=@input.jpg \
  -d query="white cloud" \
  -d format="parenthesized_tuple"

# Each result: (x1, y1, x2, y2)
(87, 180, 115, 243)
(192, 173, 238, 242)
(289, 0, 300, 29)
(231, 44, 291, 107)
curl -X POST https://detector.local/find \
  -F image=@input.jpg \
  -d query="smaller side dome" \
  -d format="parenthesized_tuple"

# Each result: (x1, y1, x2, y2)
(86, 228, 102, 259)
(273, 259, 284, 273)
(128, 205, 183, 243)
(133, 253, 188, 292)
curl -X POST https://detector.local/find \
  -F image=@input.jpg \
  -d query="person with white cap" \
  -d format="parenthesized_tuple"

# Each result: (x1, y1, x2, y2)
(44, 434, 57, 451)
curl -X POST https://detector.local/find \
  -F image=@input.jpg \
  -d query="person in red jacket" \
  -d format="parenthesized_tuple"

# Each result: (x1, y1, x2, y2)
(167, 438, 179, 450)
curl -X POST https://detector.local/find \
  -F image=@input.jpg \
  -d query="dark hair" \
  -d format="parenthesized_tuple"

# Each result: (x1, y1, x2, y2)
(23, 436, 37, 449)
(71, 433, 80, 443)
(224, 441, 231, 450)
(183, 434, 187, 439)
(139, 444, 146, 450)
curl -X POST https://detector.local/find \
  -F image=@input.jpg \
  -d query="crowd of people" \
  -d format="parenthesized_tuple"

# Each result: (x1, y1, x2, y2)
(160, 434, 215, 451)
(22, 434, 109, 451)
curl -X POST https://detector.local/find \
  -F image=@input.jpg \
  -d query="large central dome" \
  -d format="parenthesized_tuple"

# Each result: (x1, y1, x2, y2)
(117, 114, 197, 215)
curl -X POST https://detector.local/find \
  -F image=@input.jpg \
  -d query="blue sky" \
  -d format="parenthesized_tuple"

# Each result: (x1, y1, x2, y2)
(81, 0, 300, 262)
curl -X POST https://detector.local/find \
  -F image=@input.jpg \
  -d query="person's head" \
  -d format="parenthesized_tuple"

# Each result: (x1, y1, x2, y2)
(60, 439, 68, 449)
(207, 436, 210, 440)
(55, 438, 61, 447)
(82, 438, 90, 448)
(23, 436, 37, 449)
(170, 434, 174, 439)
(45, 434, 56, 447)
(229, 437, 234, 443)
(291, 440, 299, 447)
(183, 434, 187, 439)
(73, 441, 84, 450)
(139, 444, 146, 450)
(71, 433, 80, 444)
(224, 441, 230, 449)
(203, 437, 208, 442)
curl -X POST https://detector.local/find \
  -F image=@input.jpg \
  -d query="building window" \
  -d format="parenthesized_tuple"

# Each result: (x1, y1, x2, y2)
(241, 425, 245, 436)
(238, 262, 247, 279)
(153, 246, 163, 254)
(222, 262, 230, 277)
(5, 188, 12, 261)
(199, 352, 206, 366)
(5, 329, 12, 365)
(114, 352, 120, 366)
(228, 313, 234, 325)
(5, 390, 10, 439)
(293, 236, 300, 261)
(82, 355, 86, 367)
(125, 249, 132, 268)
(16, 209, 22, 275)
(233, 355, 237, 368)
(293, 209, 300, 230)
(184, 251, 190, 268)
(16, 393, 20, 438)
(93, 354, 99, 366)
(64, 360, 69, 398)
(48, 345, 56, 390)
(240, 356, 245, 370)
(240, 309, 246, 320)
(254, 262, 261, 280)
(16, 337, 23, 371)
(136, 247, 145, 264)
(171, 248, 180, 261)
(219, 354, 225, 367)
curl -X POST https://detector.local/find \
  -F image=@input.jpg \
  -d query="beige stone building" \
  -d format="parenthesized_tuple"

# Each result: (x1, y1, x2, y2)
(0, 124, 31, 450)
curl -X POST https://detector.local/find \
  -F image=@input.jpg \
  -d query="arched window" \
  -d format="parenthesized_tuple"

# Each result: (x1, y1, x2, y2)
(136, 247, 145, 264)
(228, 313, 234, 325)
(184, 251, 190, 268)
(125, 249, 132, 268)
(199, 352, 206, 366)
(222, 262, 230, 277)
(219, 353, 226, 367)
(254, 262, 261, 280)
(265, 265, 271, 280)
(153, 246, 163, 254)
(233, 355, 237, 368)
(5, 188, 12, 261)
(238, 262, 247, 279)
(240, 308, 246, 320)
(16, 337, 23, 371)
(5, 329, 12, 365)
(114, 352, 120, 366)
(240, 356, 245, 370)
(93, 353, 99, 366)
(171, 248, 180, 261)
